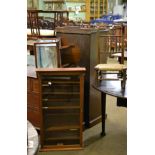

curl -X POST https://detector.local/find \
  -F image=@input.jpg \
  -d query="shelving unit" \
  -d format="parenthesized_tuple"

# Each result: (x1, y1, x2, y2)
(43, 0, 66, 11)
(65, 0, 86, 21)
(36, 68, 86, 151)
(86, 0, 108, 21)
(39, 0, 108, 22)
(65, 0, 108, 22)
(27, 0, 38, 9)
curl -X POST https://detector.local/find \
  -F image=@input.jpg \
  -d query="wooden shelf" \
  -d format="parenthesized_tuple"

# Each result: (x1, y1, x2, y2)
(42, 92, 80, 95)
(46, 137, 80, 141)
(44, 113, 79, 117)
(42, 81, 80, 84)
(45, 125, 80, 131)
(42, 106, 80, 110)
(67, 10, 86, 12)
(42, 98, 79, 102)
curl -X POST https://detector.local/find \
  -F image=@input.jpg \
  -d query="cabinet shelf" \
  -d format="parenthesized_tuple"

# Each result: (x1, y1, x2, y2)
(44, 113, 79, 117)
(46, 136, 80, 141)
(42, 81, 79, 85)
(42, 106, 80, 110)
(42, 98, 79, 102)
(42, 92, 80, 95)
(46, 125, 80, 131)
(67, 10, 86, 13)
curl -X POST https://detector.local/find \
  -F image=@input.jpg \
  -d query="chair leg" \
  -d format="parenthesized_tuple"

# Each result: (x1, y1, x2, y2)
(121, 69, 126, 89)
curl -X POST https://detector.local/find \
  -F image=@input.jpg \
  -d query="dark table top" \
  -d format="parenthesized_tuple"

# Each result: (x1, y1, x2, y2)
(92, 80, 127, 99)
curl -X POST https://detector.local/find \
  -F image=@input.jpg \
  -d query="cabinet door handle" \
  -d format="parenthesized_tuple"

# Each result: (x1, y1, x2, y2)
(48, 81, 52, 86)
(42, 82, 53, 87)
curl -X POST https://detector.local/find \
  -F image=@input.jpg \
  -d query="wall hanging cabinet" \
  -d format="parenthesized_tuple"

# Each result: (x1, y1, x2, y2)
(36, 68, 86, 151)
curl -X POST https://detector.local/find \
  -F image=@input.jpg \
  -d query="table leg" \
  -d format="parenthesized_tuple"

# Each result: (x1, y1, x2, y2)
(101, 92, 106, 136)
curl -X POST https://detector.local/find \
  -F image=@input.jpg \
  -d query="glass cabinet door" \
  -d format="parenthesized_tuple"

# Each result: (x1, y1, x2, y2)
(27, 0, 38, 9)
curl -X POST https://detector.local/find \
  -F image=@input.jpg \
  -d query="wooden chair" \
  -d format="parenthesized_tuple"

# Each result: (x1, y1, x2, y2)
(95, 64, 127, 89)
(98, 24, 127, 64)
(95, 24, 127, 89)
(98, 34, 123, 62)
(34, 40, 61, 68)
(27, 10, 56, 39)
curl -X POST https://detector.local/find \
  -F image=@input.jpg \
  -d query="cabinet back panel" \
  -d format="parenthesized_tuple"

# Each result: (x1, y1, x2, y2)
(45, 129, 80, 140)
(42, 94, 80, 99)
(42, 100, 80, 107)
(42, 84, 80, 93)
(43, 112, 80, 129)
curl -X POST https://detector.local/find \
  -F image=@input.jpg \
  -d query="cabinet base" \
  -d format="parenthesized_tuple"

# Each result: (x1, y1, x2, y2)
(40, 145, 83, 151)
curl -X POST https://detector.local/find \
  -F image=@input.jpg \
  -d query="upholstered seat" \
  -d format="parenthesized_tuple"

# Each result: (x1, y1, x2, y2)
(95, 64, 127, 71)
(94, 64, 127, 89)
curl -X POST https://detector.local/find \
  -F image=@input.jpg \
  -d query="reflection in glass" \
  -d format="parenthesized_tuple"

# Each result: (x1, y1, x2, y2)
(36, 44, 58, 68)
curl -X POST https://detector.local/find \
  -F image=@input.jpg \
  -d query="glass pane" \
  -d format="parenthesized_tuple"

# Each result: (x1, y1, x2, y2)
(36, 44, 58, 68)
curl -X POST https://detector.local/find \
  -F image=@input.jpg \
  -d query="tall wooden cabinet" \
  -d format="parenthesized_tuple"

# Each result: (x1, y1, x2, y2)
(56, 27, 108, 128)
(36, 68, 86, 151)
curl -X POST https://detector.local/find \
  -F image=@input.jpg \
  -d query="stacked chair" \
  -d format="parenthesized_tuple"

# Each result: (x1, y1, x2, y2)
(95, 24, 127, 89)
(27, 10, 56, 39)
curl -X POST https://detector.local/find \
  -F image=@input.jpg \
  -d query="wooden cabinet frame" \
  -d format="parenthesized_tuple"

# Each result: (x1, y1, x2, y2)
(36, 68, 86, 151)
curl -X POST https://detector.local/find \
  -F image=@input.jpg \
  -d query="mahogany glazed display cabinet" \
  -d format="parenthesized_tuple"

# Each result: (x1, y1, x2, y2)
(36, 68, 86, 151)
